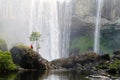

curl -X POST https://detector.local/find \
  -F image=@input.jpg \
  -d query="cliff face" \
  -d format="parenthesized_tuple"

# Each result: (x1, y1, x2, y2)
(71, 0, 120, 38)
(102, 0, 120, 20)
(73, 0, 96, 17)
(70, 0, 120, 53)
(73, 0, 120, 20)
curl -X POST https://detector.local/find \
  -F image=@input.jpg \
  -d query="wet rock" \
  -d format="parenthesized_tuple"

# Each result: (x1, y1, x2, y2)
(51, 51, 119, 75)
(113, 49, 120, 56)
(99, 54, 110, 61)
(88, 74, 111, 80)
(113, 49, 120, 59)
(10, 46, 26, 65)
(51, 51, 99, 70)
(107, 69, 117, 74)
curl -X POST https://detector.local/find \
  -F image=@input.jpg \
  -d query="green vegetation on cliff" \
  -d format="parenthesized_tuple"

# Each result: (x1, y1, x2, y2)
(109, 59, 120, 71)
(70, 24, 120, 54)
(101, 23, 120, 54)
(70, 36, 94, 53)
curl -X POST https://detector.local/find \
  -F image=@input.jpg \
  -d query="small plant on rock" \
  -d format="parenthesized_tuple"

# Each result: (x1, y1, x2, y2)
(29, 32, 41, 52)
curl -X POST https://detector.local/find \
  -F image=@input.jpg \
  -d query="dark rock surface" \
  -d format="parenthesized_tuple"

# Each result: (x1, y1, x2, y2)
(113, 49, 120, 56)
(71, 16, 109, 39)
(51, 51, 120, 74)
(51, 52, 99, 69)
(10, 45, 53, 70)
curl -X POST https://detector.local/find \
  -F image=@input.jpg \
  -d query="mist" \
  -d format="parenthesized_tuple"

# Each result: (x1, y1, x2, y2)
(0, 0, 31, 49)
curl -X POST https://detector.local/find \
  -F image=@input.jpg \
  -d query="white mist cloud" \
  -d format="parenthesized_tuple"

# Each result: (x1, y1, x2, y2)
(0, 0, 31, 49)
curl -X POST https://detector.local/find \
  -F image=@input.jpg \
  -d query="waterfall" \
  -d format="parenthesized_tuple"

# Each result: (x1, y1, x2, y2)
(29, 0, 72, 61)
(57, 0, 72, 58)
(94, 0, 103, 53)
(0, 0, 72, 61)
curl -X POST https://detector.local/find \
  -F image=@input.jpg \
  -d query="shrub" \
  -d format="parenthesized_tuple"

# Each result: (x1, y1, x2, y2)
(109, 60, 120, 70)
(0, 50, 17, 72)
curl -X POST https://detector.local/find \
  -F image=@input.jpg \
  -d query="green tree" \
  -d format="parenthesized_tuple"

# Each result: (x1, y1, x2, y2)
(29, 32, 41, 52)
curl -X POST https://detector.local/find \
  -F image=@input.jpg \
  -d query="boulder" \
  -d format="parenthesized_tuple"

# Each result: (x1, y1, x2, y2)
(113, 49, 120, 59)
(88, 74, 111, 80)
(113, 49, 120, 55)
(10, 45, 52, 70)
(10, 46, 26, 65)
(98, 54, 110, 61)
(51, 51, 99, 69)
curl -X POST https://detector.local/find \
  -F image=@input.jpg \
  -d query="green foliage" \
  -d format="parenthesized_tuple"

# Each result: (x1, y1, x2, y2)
(0, 50, 16, 72)
(96, 59, 120, 74)
(109, 60, 120, 70)
(96, 65, 108, 69)
(100, 24, 120, 53)
(70, 36, 94, 53)
(29, 32, 41, 52)
(29, 32, 41, 41)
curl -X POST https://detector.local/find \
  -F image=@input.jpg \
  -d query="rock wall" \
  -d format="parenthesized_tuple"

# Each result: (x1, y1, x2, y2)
(71, 0, 120, 38)
(73, 0, 96, 17)
(102, 0, 120, 20)
(73, 0, 120, 20)
(70, 0, 120, 53)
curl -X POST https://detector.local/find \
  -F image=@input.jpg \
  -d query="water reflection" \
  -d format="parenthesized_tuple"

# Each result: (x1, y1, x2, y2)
(0, 73, 16, 80)
(0, 70, 90, 80)
(44, 70, 90, 80)
(15, 71, 46, 80)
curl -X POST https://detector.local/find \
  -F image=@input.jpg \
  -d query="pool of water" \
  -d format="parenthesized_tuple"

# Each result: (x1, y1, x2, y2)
(0, 70, 90, 80)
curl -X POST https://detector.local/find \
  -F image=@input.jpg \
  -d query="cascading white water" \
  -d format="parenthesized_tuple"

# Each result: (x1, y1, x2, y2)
(0, 0, 72, 61)
(94, 0, 103, 53)
(57, 0, 72, 58)
(29, 0, 72, 61)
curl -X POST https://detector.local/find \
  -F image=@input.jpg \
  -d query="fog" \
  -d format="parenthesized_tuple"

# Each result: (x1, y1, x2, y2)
(0, 0, 31, 48)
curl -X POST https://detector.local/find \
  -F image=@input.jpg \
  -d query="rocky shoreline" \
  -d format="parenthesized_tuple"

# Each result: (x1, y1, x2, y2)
(1, 42, 120, 79)
(51, 51, 120, 75)
(9, 45, 120, 76)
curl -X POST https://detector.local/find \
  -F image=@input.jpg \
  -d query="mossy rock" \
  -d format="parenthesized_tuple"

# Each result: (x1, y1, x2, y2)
(112, 49, 120, 59)
(109, 60, 120, 70)
(10, 44, 52, 70)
